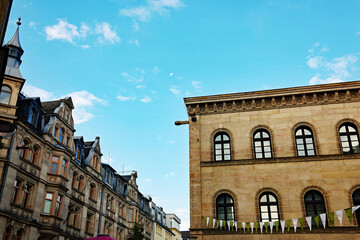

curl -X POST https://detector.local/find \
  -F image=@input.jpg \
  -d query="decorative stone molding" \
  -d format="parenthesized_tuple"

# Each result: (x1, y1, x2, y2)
(212, 189, 238, 221)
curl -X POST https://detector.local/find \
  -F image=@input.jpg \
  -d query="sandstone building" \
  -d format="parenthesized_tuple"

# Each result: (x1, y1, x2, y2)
(184, 81, 360, 239)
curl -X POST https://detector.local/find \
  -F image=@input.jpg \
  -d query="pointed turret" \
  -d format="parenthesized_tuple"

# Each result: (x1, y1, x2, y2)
(4, 18, 24, 79)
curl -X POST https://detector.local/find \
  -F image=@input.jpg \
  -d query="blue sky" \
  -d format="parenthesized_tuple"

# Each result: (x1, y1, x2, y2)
(6, 0, 360, 230)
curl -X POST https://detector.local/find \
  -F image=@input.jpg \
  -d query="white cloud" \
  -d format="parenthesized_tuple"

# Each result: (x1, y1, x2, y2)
(153, 66, 159, 74)
(81, 44, 90, 49)
(144, 179, 152, 182)
(169, 72, 174, 77)
(136, 85, 145, 89)
(168, 140, 174, 144)
(307, 56, 323, 69)
(165, 171, 175, 177)
(192, 80, 201, 89)
(45, 19, 81, 43)
(119, 0, 184, 22)
(95, 22, 121, 44)
(122, 68, 144, 83)
(132, 19, 140, 31)
(129, 39, 140, 47)
(117, 95, 136, 101)
(28, 21, 36, 29)
(80, 23, 91, 37)
(169, 87, 180, 95)
(22, 84, 55, 101)
(140, 96, 151, 103)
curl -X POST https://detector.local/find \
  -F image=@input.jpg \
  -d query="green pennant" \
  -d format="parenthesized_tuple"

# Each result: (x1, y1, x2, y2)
(230, 221, 233, 231)
(255, 222, 259, 233)
(314, 216, 320, 229)
(286, 219, 291, 232)
(264, 222, 269, 233)
(345, 208, 353, 224)
(328, 212, 335, 226)
(216, 220, 219, 228)
(246, 222, 250, 233)
(238, 222, 241, 231)
(298, 218, 304, 230)
(275, 221, 279, 232)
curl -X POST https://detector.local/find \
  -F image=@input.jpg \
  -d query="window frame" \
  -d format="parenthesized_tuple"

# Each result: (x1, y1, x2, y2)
(216, 193, 235, 222)
(253, 129, 273, 159)
(213, 132, 231, 161)
(50, 156, 60, 174)
(295, 126, 316, 157)
(43, 192, 53, 215)
(0, 85, 12, 104)
(22, 183, 32, 208)
(304, 190, 326, 218)
(339, 123, 360, 154)
(54, 194, 62, 217)
(352, 189, 360, 226)
(12, 179, 21, 204)
(259, 192, 280, 222)
(60, 159, 68, 177)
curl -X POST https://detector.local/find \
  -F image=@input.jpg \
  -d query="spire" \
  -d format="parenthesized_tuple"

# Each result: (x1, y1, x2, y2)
(4, 18, 24, 79)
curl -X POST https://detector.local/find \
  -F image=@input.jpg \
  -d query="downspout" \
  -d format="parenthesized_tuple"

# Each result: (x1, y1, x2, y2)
(98, 184, 105, 235)
(0, 133, 15, 201)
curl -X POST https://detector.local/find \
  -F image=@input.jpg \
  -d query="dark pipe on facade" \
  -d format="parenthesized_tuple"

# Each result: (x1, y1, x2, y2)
(98, 184, 105, 235)
(0, 133, 15, 201)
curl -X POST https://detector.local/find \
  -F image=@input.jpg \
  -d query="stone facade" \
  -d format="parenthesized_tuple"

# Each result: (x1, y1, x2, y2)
(184, 81, 360, 239)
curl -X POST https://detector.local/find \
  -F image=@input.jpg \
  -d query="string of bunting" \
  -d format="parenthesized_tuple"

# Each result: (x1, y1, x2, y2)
(202, 205, 360, 234)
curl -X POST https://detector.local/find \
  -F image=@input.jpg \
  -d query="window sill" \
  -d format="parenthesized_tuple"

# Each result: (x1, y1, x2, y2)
(47, 172, 68, 181)
(10, 203, 34, 213)
(20, 157, 41, 170)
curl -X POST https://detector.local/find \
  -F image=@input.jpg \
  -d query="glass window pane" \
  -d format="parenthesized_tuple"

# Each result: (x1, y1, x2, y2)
(255, 147, 262, 153)
(304, 129, 311, 135)
(340, 136, 348, 141)
(216, 150, 222, 155)
(223, 135, 229, 141)
(227, 213, 234, 220)
(224, 149, 230, 154)
(262, 132, 269, 138)
(255, 142, 261, 146)
(297, 144, 304, 150)
(307, 144, 314, 150)
(308, 150, 315, 156)
(260, 196, 267, 202)
(270, 205, 278, 211)
(215, 135, 221, 141)
(305, 138, 313, 143)
(215, 156, 222, 161)
(348, 126, 356, 132)
(264, 147, 271, 152)
(223, 143, 230, 148)
(224, 155, 231, 160)
(218, 207, 224, 213)
(343, 147, 350, 153)
(215, 144, 221, 149)
(298, 150, 305, 156)
(218, 213, 225, 220)
(271, 212, 279, 220)
(51, 163, 58, 173)
(296, 139, 304, 144)
(264, 152, 271, 158)
(226, 196, 233, 203)
(351, 135, 359, 141)
(339, 126, 346, 133)
(342, 142, 349, 147)
(254, 132, 261, 139)
(255, 153, 262, 158)
(295, 130, 302, 136)
(269, 195, 276, 202)
(263, 141, 270, 146)
(261, 206, 268, 211)
(262, 213, 269, 219)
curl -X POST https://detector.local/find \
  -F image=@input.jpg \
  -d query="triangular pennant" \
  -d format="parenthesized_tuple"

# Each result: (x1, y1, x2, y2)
(275, 221, 279, 232)
(206, 217, 209, 227)
(305, 216, 312, 231)
(352, 205, 360, 214)
(254, 222, 259, 233)
(336, 210, 343, 226)
(246, 222, 250, 233)
(345, 208, 353, 224)
(216, 220, 219, 228)
(213, 219, 216, 228)
(231, 221, 234, 231)
(298, 218, 304, 230)
(234, 221, 238, 231)
(269, 221, 274, 234)
(292, 219, 298, 232)
(250, 222, 254, 234)
(280, 220, 285, 234)
(319, 213, 326, 229)
(264, 222, 269, 233)
(259, 222, 264, 234)
(219, 220, 223, 229)
(286, 219, 291, 232)
(242, 222, 246, 233)
(227, 221, 230, 231)
(314, 215, 320, 229)
(328, 212, 334, 226)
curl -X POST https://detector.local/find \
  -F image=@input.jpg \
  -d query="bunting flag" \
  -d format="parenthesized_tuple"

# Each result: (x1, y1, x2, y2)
(336, 210, 343, 226)
(292, 219, 298, 232)
(246, 222, 250, 233)
(298, 218, 304, 230)
(216, 220, 220, 228)
(345, 208, 353, 224)
(230, 221, 234, 231)
(286, 219, 291, 232)
(219, 220, 223, 229)
(319, 213, 326, 229)
(280, 220, 285, 234)
(234, 221, 238, 231)
(269, 221, 274, 234)
(352, 205, 360, 214)
(259, 222, 264, 234)
(227, 221, 230, 231)
(328, 212, 334, 226)
(255, 222, 259, 233)
(242, 222, 246, 233)
(238, 222, 241, 232)
(250, 222, 254, 234)
(264, 222, 269, 233)
(206, 217, 210, 227)
(305, 216, 312, 231)
(213, 219, 216, 228)
(275, 221, 279, 232)
(314, 215, 320, 229)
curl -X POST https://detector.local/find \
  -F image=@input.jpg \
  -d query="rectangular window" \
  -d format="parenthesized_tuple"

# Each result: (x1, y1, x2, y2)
(44, 193, 53, 214)
(22, 184, 32, 208)
(54, 195, 62, 217)
(86, 213, 94, 233)
(60, 159, 67, 176)
(51, 156, 59, 174)
(66, 137, 70, 146)
(12, 180, 21, 204)
(129, 209, 133, 222)
(54, 127, 58, 138)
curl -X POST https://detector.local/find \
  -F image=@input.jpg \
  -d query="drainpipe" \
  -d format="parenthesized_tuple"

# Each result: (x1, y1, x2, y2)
(0, 133, 15, 201)
(98, 184, 105, 235)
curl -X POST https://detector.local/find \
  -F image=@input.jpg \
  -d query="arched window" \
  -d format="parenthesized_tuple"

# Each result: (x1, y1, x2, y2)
(352, 189, 360, 226)
(3, 226, 12, 240)
(72, 172, 78, 189)
(58, 128, 64, 143)
(16, 229, 23, 240)
(253, 129, 272, 159)
(214, 132, 231, 161)
(295, 126, 316, 156)
(90, 183, 96, 200)
(216, 194, 235, 221)
(339, 123, 360, 154)
(31, 146, 39, 164)
(304, 190, 326, 226)
(0, 85, 11, 104)
(78, 175, 84, 191)
(259, 192, 279, 222)
(20, 140, 30, 160)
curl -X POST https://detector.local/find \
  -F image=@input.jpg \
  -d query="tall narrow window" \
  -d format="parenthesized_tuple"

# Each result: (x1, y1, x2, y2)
(353, 189, 360, 226)
(12, 179, 21, 204)
(86, 213, 94, 233)
(22, 184, 32, 208)
(339, 123, 360, 154)
(253, 129, 272, 159)
(60, 159, 67, 177)
(31, 146, 39, 164)
(0, 85, 11, 104)
(28, 108, 36, 125)
(44, 193, 53, 214)
(216, 194, 235, 221)
(3, 226, 12, 240)
(72, 172, 79, 189)
(76, 146, 81, 160)
(20, 140, 30, 160)
(90, 183, 96, 200)
(78, 175, 84, 191)
(214, 132, 231, 161)
(54, 195, 62, 217)
(259, 192, 279, 222)
(295, 126, 316, 156)
(304, 190, 326, 227)
(15, 229, 23, 240)
(59, 128, 64, 143)
(129, 209, 134, 222)
(51, 156, 59, 174)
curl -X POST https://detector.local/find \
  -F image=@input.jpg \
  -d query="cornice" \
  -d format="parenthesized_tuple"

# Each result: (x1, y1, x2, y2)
(184, 81, 360, 115)
(200, 153, 360, 167)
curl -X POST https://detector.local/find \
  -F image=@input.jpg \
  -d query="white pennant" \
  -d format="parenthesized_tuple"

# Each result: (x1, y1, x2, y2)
(234, 221, 238, 231)
(336, 210, 343, 226)
(292, 219, 298, 232)
(227, 221, 230, 231)
(213, 219, 216, 228)
(250, 222, 254, 234)
(206, 217, 209, 227)
(259, 222, 264, 234)
(319, 213, 326, 229)
(305, 216, 312, 231)
(220, 220, 223, 229)
(280, 220, 285, 234)
(269, 221, 274, 233)
(242, 222, 246, 233)
(352, 205, 360, 214)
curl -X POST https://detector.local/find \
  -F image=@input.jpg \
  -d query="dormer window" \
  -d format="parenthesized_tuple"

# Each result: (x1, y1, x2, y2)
(0, 85, 11, 104)
(28, 108, 36, 125)
(58, 128, 64, 143)
(76, 146, 81, 160)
